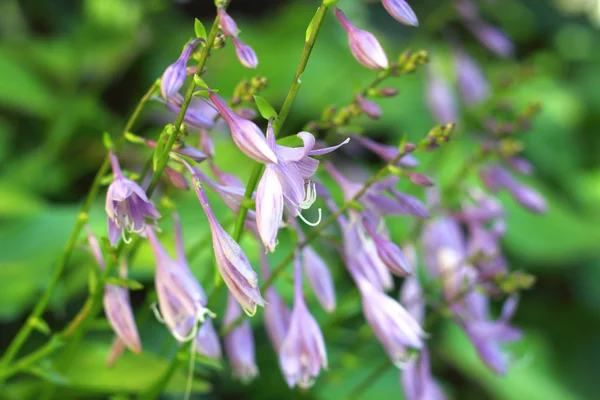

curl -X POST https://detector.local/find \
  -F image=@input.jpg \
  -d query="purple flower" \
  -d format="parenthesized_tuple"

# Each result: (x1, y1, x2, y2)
(141, 135, 208, 163)
(86, 227, 142, 355)
(156, 93, 217, 129)
(224, 295, 259, 382)
(279, 256, 328, 389)
(454, 48, 490, 106)
(363, 219, 412, 276)
(188, 170, 265, 315)
(355, 275, 425, 367)
(389, 189, 430, 219)
(161, 38, 201, 100)
(256, 121, 348, 251)
(400, 349, 447, 400)
(105, 151, 160, 246)
(455, 293, 522, 374)
(199, 130, 215, 159)
(352, 135, 419, 168)
(209, 91, 276, 164)
(260, 252, 292, 352)
(194, 318, 222, 360)
(334, 8, 389, 70)
(356, 95, 382, 120)
(421, 217, 468, 301)
(164, 166, 190, 190)
(426, 66, 457, 125)
(146, 218, 214, 342)
(467, 21, 514, 58)
(233, 37, 258, 69)
(217, 7, 239, 38)
(303, 245, 336, 313)
(381, 0, 419, 26)
(480, 164, 547, 214)
(506, 156, 534, 176)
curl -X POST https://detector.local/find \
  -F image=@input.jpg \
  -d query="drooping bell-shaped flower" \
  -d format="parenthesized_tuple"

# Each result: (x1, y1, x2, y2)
(194, 318, 222, 360)
(256, 120, 349, 252)
(279, 255, 328, 389)
(425, 66, 457, 125)
(146, 218, 214, 342)
(259, 252, 292, 352)
(381, 0, 419, 26)
(453, 47, 490, 106)
(303, 246, 336, 313)
(217, 7, 239, 38)
(334, 8, 389, 70)
(187, 170, 265, 315)
(363, 219, 412, 276)
(400, 349, 447, 400)
(209, 91, 276, 164)
(86, 227, 142, 356)
(105, 151, 160, 246)
(352, 135, 419, 168)
(355, 275, 425, 367)
(233, 37, 258, 69)
(467, 21, 514, 58)
(223, 294, 259, 382)
(161, 38, 201, 100)
(356, 95, 382, 120)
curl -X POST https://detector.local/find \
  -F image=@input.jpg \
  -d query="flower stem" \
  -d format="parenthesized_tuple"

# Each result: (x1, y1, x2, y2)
(0, 82, 158, 372)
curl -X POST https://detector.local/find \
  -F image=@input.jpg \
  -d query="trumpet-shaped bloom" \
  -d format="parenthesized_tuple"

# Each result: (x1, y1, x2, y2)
(105, 151, 160, 246)
(256, 121, 348, 252)
(224, 295, 259, 381)
(334, 8, 389, 70)
(161, 38, 201, 100)
(381, 0, 419, 26)
(209, 91, 276, 164)
(194, 318, 222, 360)
(146, 218, 213, 342)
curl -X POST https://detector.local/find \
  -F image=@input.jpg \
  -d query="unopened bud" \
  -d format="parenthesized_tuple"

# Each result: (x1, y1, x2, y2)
(405, 171, 434, 187)
(356, 95, 382, 120)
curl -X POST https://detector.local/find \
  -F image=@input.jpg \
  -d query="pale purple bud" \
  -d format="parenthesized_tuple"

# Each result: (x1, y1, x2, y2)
(236, 107, 258, 120)
(260, 252, 292, 352)
(381, 0, 419, 26)
(334, 8, 389, 70)
(352, 135, 419, 168)
(232, 37, 258, 69)
(164, 165, 190, 190)
(217, 7, 239, 38)
(405, 171, 434, 187)
(356, 95, 382, 119)
(511, 184, 547, 214)
(468, 22, 514, 58)
(257, 164, 284, 252)
(426, 67, 458, 125)
(189, 172, 265, 315)
(209, 91, 277, 164)
(506, 156, 534, 175)
(379, 87, 399, 97)
(400, 275, 425, 324)
(454, 0, 479, 20)
(161, 39, 201, 100)
(364, 220, 412, 276)
(224, 295, 259, 382)
(303, 246, 336, 313)
(400, 349, 447, 400)
(199, 130, 215, 158)
(156, 93, 216, 129)
(106, 151, 160, 246)
(454, 48, 490, 105)
(389, 189, 430, 219)
(357, 277, 425, 366)
(194, 318, 222, 360)
(481, 165, 547, 214)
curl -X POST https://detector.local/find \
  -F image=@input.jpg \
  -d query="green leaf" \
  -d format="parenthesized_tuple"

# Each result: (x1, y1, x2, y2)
(194, 18, 207, 40)
(29, 317, 51, 335)
(193, 75, 208, 89)
(276, 135, 303, 148)
(253, 95, 278, 120)
(305, 7, 320, 42)
(105, 276, 144, 290)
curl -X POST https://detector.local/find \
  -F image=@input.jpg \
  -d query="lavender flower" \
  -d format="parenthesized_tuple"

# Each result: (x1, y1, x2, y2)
(352, 135, 419, 168)
(209, 91, 276, 164)
(303, 245, 336, 313)
(400, 349, 447, 400)
(86, 227, 142, 356)
(105, 151, 160, 246)
(334, 8, 389, 70)
(194, 318, 222, 360)
(188, 171, 265, 315)
(217, 7, 239, 38)
(156, 93, 216, 129)
(454, 48, 490, 106)
(199, 129, 215, 159)
(260, 252, 292, 352)
(233, 38, 258, 69)
(279, 256, 328, 389)
(161, 38, 201, 100)
(356, 95, 382, 120)
(425, 66, 457, 125)
(381, 0, 419, 26)
(164, 166, 190, 190)
(224, 295, 259, 381)
(146, 218, 214, 342)
(467, 21, 514, 58)
(256, 121, 348, 251)
(363, 219, 412, 276)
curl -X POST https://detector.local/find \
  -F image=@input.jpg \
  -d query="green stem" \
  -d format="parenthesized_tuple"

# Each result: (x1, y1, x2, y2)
(0, 82, 158, 372)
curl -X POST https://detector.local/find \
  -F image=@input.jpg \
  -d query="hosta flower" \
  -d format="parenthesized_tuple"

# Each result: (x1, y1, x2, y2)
(233, 38, 258, 69)
(194, 318, 222, 360)
(188, 171, 265, 315)
(155, 93, 216, 129)
(146, 217, 214, 342)
(279, 256, 327, 389)
(105, 151, 160, 246)
(454, 47, 490, 106)
(302, 246, 336, 313)
(363, 219, 412, 276)
(209, 91, 276, 164)
(260, 253, 292, 352)
(356, 95, 382, 120)
(425, 66, 457, 124)
(400, 349, 447, 400)
(352, 135, 419, 168)
(381, 0, 419, 26)
(224, 295, 259, 382)
(161, 38, 201, 100)
(86, 227, 142, 356)
(217, 7, 239, 38)
(334, 7, 389, 70)
(467, 21, 514, 58)
(256, 120, 348, 252)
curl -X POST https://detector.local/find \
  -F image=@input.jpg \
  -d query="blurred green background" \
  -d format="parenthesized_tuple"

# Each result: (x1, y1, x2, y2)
(1, 0, 600, 399)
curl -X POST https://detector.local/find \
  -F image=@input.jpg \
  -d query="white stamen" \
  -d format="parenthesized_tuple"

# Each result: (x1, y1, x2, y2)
(121, 230, 132, 244)
(151, 302, 165, 323)
(298, 208, 322, 226)
(184, 322, 200, 400)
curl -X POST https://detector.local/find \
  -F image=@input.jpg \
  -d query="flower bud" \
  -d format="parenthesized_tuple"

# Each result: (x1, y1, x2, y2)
(217, 7, 239, 38)
(378, 87, 399, 97)
(426, 67, 457, 124)
(334, 8, 389, 70)
(224, 295, 259, 382)
(233, 37, 258, 69)
(404, 171, 434, 187)
(303, 246, 336, 313)
(381, 0, 419, 26)
(467, 21, 514, 58)
(161, 39, 201, 100)
(356, 95, 382, 120)
(454, 48, 490, 106)
(194, 319, 222, 360)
